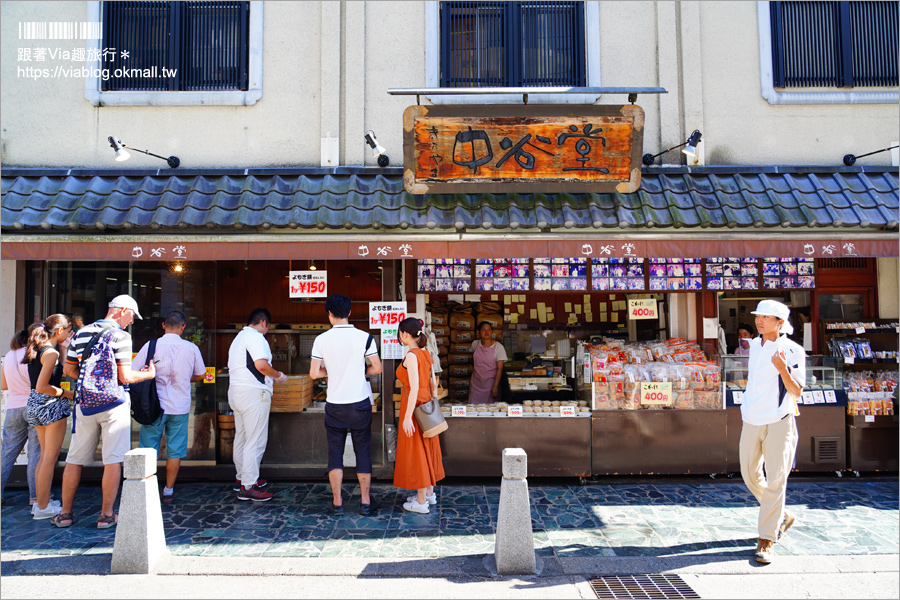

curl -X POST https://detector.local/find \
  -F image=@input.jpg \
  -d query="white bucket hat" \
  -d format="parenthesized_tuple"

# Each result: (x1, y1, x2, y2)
(750, 299, 792, 335)
(108, 294, 143, 320)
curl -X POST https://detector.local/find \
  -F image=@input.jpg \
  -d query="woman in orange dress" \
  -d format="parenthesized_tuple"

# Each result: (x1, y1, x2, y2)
(394, 318, 445, 513)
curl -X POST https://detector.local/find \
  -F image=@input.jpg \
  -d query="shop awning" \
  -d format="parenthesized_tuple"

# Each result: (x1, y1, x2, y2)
(2, 166, 897, 260)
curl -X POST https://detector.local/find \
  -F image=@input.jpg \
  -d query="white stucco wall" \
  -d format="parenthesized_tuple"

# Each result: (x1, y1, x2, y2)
(1, 1, 896, 169)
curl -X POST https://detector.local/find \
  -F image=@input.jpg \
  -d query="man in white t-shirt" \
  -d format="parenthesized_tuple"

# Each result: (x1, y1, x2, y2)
(310, 294, 383, 516)
(740, 300, 806, 565)
(227, 308, 288, 502)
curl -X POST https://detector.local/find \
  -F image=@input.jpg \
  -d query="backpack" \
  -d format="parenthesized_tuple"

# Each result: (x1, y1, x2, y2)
(129, 339, 162, 425)
(75, 326, 124, 414)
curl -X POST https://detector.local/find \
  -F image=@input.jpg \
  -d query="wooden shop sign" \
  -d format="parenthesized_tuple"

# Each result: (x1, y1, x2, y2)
(402, 104, 644, 194)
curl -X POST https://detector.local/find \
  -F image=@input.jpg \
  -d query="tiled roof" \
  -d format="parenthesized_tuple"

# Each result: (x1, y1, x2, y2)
(2, 168, 897, 232)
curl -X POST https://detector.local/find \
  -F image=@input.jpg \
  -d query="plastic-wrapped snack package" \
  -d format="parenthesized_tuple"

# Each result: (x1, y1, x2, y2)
(838, 340, 857, 359)
(624, 390, 640, 410)
(883, 399, 895, 416)
(868, 399, 883, 416)
(704, 364, 722, 391)
(855, 339, 874, 359)
(674, 390, 693, 410)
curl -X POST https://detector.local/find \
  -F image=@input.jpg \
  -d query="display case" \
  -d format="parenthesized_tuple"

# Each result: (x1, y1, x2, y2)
(723, 355, 848, 474)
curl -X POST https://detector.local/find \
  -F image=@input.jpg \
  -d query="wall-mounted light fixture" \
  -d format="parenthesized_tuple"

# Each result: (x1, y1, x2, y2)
(642, 130, 702, 166)
(309, 260, 317, 271)
(108, 136, 180, 168)
(843, 143, 899, 166)
(364, 130, 389, 167)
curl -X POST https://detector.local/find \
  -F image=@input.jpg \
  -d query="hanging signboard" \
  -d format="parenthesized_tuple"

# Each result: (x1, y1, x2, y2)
(402, 104, 644, 194)
(289, 270, 327, 298)
(368, 302, 407, 329)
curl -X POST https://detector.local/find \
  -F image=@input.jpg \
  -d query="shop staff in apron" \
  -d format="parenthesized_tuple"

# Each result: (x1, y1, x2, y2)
(740, 300, 805, 565)
(468, 321, 508, 405)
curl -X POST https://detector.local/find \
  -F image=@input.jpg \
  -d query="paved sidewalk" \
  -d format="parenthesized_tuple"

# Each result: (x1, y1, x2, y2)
(2, 479, 897, 562)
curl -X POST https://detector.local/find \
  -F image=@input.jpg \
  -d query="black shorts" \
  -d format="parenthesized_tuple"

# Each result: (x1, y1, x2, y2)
(324, 399, 373, 474)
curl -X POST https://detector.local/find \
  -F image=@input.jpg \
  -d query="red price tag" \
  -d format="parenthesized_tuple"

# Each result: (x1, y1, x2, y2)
(559, 405, 576, 417)
(508, 405, 523, 417)
(452, 405, 467, 417)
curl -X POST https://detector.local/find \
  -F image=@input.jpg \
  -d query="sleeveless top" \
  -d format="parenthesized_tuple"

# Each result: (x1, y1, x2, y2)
(28, 345, 64, 390)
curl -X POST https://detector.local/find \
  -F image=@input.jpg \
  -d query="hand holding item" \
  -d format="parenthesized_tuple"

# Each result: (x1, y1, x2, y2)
(276, 372, 289, 384)
(402, 416, 415, 437)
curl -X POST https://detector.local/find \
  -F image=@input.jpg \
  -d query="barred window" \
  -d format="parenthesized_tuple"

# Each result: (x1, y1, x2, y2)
(441, 1, 585, 88)
(770, 1, 898, 88)
(101, 1, 250, 92)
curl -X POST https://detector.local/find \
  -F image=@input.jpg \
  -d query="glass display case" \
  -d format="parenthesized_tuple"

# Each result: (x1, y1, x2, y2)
(723, 355, 845, 407)
(581, 339, 724, 410)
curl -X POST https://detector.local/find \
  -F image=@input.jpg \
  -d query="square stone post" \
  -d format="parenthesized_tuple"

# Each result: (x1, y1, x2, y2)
(111, 448, 168, 574)
(494, 448, 536, 575)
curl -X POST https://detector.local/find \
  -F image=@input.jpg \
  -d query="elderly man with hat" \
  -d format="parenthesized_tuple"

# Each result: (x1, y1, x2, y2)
(55, 294, 156, 529)
(740, 299, 806, 564)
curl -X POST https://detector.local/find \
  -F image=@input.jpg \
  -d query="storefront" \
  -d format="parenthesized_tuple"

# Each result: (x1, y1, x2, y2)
(2, 166, 897, 480)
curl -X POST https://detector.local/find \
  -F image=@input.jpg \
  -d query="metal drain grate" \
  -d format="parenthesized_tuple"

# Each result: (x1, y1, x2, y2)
(589, 574, 700, 599)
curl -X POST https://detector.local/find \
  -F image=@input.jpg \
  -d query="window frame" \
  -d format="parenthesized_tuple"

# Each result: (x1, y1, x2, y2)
(85, 0, 263, 106)
(757, 1, 898, 105)
(425, 0, 601, 105)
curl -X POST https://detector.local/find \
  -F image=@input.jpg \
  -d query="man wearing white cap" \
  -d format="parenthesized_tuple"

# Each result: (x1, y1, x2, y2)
(55, 295, 156, 529)
(741, 299, 806, 564)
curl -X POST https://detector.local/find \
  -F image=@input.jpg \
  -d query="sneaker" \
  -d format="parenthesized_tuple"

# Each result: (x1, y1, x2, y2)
(233, 478, 268, 492)
(755, 538, 774, 564)
(358, 499, 381, 516)
(161, 489, 175, 504)
(777, 512, 796, 540)
(32, 502, 62, 520)
(402, 499, 430, 514)
(407, 493, 437, 506)
(237, 485, 273, 502)
(31, 499, 60, 515)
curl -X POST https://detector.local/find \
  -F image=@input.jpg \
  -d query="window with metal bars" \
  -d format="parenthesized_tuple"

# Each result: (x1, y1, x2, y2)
(770, 1, 898, 88)
(440, 1, 585, 88)
(101, 1, 249, 92)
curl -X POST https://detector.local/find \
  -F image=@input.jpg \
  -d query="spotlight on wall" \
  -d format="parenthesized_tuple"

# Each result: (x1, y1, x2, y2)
(364, 130, 389, 167)
(642, 130, 703, 166)
(107, 136, 180, 168)
(843, 143, 899, 166)
(309, 260, 317, 271)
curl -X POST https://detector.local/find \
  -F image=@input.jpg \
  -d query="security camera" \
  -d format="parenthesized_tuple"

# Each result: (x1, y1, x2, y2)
(364, 130, 390, 167)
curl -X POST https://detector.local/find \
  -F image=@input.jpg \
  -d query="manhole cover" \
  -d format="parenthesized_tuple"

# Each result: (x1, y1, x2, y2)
(589, 574, 700, 599)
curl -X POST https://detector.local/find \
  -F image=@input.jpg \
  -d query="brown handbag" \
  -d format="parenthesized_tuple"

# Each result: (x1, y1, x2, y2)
(414, 353, 449, 438)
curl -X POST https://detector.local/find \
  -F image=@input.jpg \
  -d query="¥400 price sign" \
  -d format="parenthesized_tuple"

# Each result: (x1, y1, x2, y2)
(640, 381, 672, 405)
(628, 298, 658, 320)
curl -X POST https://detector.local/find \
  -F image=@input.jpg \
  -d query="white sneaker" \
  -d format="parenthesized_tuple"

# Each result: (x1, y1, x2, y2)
(402, 499, 430, 514)
(32, 501, 62, 520)
(407, 494, 437, 506)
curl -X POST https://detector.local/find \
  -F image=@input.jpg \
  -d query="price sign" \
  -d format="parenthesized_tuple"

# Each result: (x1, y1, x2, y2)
(801, 392, 814, 405)
(845, 356, 855, 364)
(628, 298, 658, 320)
(452, 405, 467, 417)
(813, 391, 826, 404)
(289, 271, 328, 298)
(204, 367, 216, 383)
(640, 382, 672, 405)
(508, 405, 523, 417)
(824, 390, 837, 403)
(560, 405, 576, 417)
(368, 302, 408, 329)
(732, 390, 743, 405)
(60, 381, 70, 391)
(865, 415, 876, 423)
(855, 327, 866, 334)
(380, 327, 406, 360)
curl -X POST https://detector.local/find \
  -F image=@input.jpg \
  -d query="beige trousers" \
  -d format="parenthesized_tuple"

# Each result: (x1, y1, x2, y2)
(228, 385, 271, 489)
(739, 415, 798, 542)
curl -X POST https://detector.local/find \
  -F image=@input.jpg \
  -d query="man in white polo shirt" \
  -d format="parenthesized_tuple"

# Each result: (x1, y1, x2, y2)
(310, 294, 383, 516)
(228, 307, 287, 502)
(740, 300, 805, 565)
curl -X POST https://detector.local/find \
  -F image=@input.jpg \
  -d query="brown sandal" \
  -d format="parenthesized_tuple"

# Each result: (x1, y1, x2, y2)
(50, 512, 74, 528)
(97, 512, 118, 529)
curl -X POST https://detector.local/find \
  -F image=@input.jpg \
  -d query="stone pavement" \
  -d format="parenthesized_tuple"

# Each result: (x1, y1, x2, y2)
(2, 479, 897, 562)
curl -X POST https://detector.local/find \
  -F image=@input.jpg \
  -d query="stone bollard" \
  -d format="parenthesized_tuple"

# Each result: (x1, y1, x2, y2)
(111, 448, 167, 574)
(494, 448, 536, 575)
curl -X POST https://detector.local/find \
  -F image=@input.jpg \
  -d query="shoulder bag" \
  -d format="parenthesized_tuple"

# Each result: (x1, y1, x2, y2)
(413, 350, 448, 438)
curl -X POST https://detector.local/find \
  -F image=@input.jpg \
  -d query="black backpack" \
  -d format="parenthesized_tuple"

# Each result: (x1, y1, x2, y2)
(129, 339, 162, 425)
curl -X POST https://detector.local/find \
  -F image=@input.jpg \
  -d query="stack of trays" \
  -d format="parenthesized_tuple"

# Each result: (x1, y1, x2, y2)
(271, 375, 314, 412)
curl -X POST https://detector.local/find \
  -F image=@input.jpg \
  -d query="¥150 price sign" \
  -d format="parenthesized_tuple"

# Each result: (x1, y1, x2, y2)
(640, 381, 672, 405)
(628, 298, 658, 320)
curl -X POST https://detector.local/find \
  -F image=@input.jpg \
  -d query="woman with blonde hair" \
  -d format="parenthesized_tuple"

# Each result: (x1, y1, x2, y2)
(23, 314, 74, 520)
(394, 317, 445, 513)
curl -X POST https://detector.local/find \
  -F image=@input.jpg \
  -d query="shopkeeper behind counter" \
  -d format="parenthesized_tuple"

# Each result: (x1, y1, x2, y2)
(469, 321, 508, 404)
